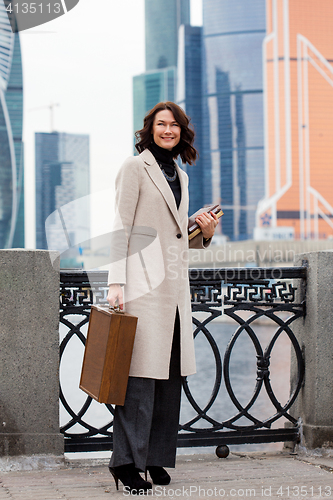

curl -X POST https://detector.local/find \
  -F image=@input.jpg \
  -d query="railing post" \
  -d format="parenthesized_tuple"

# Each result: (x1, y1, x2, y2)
(0, 250, 63, 461)
(291, 251, 333, 449)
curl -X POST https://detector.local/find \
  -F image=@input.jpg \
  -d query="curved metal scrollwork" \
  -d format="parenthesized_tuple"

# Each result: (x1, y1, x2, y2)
(223, 305, 304, 429)
(59, 267, 306, 452)
(59, 272, 114, 442)
(59, 310, 114, 439)
(182, 309, 224, 432)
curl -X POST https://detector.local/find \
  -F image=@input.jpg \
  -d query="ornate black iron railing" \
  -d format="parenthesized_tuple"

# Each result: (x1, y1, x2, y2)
(59, 267, 306, 454)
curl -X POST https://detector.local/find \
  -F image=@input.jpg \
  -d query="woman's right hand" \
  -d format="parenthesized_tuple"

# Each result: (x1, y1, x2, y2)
(107, 284, 124, 310)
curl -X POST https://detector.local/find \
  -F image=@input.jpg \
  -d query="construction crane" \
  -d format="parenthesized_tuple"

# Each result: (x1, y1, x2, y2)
(28, 102, 60, 132)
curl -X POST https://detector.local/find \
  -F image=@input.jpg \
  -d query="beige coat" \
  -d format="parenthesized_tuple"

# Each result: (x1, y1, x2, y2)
(107, 149, 209, 379)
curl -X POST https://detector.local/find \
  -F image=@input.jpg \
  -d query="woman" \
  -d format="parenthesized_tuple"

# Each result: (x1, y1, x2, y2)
(107, 102, 219, 493)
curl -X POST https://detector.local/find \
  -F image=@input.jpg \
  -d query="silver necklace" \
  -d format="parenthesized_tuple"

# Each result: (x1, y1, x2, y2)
(160, 164, 177, 182)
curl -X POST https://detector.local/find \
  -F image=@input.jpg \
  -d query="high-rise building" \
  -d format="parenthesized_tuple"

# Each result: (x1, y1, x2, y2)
(0, 5, 24, 249)
(202, 0, 266, 240)
(35, 132, 90, 265)
(177, 25, 204, 215)
(133, 0, 190, 140)
(145, 0, 190, 71)
(133, 68, 177, 139)
(256, 0, 333, 240)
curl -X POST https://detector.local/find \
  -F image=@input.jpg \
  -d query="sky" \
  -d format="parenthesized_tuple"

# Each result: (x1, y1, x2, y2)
(21, 0, 203, 248)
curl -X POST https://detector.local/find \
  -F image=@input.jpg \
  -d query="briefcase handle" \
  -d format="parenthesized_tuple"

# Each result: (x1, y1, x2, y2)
(94, 304, 125, 314)
(109, 303, 125, 314)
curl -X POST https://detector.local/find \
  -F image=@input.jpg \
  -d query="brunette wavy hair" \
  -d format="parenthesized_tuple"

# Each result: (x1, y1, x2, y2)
(135, 102, 198, 165)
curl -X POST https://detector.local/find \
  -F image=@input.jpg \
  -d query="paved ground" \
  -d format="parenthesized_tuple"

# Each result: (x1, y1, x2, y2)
(0, 451, 333, 499)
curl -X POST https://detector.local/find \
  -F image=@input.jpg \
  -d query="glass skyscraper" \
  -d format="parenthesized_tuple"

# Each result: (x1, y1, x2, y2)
(133, 68, 176, 139)
(177, 25, 204, 215)
(202, 0, 266, 240)
(35, 132, 90, 266)
(0, 5, 24, 249)
(133, 0, 190, 140)
(256, 0, 333, 240)
(145, 0, 190, 71)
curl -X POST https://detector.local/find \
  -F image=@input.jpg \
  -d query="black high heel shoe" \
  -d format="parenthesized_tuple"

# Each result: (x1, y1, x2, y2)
(145, 466, 171, 485)
(109, 464, 152, 493)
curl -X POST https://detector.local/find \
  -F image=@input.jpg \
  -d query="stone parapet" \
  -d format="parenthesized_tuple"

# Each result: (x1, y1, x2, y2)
(0, 250, 63, 457)
(291, 250, 333, 449)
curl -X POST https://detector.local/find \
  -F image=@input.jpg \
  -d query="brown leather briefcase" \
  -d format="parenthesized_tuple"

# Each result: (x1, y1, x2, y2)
(79, 305, 137, 406)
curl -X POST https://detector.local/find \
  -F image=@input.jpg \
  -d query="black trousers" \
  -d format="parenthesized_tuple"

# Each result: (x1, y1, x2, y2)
(109, 310, 182, 471)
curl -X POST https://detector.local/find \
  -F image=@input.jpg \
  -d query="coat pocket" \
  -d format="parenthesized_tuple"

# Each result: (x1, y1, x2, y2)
(128, 226, 157, 256)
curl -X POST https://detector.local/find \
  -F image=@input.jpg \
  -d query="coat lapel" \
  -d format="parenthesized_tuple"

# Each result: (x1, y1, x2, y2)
(176, 162, 189, 226)
(140, 149, 183, 230)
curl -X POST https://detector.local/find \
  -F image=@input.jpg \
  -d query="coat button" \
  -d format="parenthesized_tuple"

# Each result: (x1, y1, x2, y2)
(176, 233, 182, 239)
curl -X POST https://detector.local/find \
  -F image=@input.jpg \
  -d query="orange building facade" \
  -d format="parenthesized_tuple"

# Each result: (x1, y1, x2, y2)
(256, 0, 333, 239)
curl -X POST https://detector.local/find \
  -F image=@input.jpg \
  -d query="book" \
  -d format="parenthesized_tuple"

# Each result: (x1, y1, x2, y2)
(188, 204, 224, 240)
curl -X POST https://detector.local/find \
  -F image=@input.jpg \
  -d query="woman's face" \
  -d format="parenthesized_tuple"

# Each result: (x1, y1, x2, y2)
(152, 109, 181, 151)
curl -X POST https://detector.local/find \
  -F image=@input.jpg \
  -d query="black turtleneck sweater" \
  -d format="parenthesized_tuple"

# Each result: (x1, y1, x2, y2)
(149, 142, 182, 209)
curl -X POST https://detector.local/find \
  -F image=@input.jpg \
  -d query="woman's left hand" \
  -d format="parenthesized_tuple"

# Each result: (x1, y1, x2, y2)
(195, 211, 219, 239)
